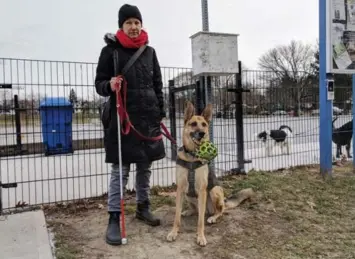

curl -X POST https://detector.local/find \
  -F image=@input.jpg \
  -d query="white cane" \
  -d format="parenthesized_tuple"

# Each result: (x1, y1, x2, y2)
(116, 89, 128, 245)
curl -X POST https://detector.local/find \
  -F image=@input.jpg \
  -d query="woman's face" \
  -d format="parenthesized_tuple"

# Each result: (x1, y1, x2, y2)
(122, 18, 142, 38)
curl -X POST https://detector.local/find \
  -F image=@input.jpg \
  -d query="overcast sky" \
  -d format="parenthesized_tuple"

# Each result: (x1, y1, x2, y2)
(0, 0, 318, 70)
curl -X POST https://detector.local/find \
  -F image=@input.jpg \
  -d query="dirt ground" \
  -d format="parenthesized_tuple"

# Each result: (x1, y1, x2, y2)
(45, 164, 355, 259)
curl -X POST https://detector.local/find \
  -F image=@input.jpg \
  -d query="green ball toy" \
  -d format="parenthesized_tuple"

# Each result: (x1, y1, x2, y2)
(196, 140, 218, 161)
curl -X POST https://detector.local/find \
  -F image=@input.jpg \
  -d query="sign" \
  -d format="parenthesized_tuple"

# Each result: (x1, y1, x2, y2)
(0, 84, 12, 89)
(327, 79, 335, 100)
(327, 0, 355, 73)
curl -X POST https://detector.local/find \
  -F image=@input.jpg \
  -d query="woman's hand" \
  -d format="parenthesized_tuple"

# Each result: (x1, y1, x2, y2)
(110, 77, 123, 92)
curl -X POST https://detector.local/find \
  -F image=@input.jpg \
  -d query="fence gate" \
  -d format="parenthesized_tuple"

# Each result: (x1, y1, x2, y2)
(168, 62, 251, 174)
(168, 79, 199, 161)
(0, 84, 18, 215)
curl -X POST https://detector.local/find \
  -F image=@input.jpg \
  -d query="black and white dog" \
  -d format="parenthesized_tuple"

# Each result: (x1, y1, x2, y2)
(256, 125, 293, 156)
(332, 117, 353, 158)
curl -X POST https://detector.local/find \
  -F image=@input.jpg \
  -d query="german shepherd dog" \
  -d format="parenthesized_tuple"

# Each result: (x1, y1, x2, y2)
(166, 101, 255, 246)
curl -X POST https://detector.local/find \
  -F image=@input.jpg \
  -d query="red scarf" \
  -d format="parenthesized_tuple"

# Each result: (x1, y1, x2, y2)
(116, 29, 148, 48)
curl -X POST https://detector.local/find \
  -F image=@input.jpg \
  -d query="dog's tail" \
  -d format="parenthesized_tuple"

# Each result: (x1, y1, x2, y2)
(279, 125, 293, 137)
(279, 125, 292, 133)
(332, 116, 338, 128)
(224, 188, 256, 210)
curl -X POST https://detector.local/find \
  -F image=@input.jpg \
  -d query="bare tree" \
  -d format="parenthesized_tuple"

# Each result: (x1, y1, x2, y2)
(169, 71, 195, 113)
(258, 40, 317, 115)
(169, 68, 267, 115)
(259, 40, 314, 76)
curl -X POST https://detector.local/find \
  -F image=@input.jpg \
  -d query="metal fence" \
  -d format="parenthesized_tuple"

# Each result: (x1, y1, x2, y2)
(0, 57, 352, 211)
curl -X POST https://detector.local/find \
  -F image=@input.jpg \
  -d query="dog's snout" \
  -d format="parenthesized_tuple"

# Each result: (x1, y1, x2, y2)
(191, 131, 206, 141)
(198, 132, 205, 139)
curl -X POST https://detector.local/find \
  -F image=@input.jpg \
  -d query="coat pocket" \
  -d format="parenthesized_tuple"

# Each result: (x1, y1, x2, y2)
(144, 122, 166, 159)
(101, 98, 111, 129)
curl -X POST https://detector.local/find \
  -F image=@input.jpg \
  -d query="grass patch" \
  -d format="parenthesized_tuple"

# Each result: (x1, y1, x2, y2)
(47, 221, 81, 259)
(212, 165, 355, 258)
(45, 164, 355, 259)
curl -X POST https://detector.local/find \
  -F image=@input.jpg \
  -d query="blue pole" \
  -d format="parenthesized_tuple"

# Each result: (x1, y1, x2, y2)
(319, 0, 333, 177)
(352, 75, 355, 167)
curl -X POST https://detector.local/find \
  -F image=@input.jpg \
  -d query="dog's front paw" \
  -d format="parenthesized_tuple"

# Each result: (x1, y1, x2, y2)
(197, 234, 207, 246)
(207, 216, 217, 224)
(166, 230, 178, 242)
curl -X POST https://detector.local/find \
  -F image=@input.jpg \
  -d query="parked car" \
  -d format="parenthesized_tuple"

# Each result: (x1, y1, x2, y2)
(272, 110, 287, 116)
(259, 110, 270, 116)
(223, 110, 235, 119)
(311, 106, 343, 116)
(311, 109, 319, 116)
(288, 110, 304, 116)
(333, 106, 343, 115)
(215, 109, 223, 118)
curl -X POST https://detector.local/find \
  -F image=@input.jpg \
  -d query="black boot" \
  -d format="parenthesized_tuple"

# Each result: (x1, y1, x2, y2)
(105, 212, 122, 246)
(136, 200, 161, 226)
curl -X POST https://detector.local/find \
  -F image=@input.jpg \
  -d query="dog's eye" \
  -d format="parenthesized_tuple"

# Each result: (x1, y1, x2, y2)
(202, 122, 207, 127)
(190, 122, 197, 127)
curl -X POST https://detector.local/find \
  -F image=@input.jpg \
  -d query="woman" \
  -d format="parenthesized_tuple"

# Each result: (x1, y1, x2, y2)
(94, 4, 166, 246)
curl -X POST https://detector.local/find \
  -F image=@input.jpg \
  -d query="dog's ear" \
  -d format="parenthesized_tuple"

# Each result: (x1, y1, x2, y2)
(201, 104, 213, 122)
(184, 101, 195, 124)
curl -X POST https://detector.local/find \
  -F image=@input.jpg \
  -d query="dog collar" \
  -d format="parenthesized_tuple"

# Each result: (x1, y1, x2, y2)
(179, 146, 197, 158)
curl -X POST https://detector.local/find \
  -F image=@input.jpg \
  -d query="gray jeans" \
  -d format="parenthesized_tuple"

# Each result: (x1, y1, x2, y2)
(108, 162, 152, 212)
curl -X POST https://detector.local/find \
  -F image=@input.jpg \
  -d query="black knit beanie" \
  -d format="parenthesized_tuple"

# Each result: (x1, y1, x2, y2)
(118, 4, 143, 28)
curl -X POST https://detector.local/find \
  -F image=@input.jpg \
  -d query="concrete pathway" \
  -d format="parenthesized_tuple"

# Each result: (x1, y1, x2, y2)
(0, 210, 53, 259)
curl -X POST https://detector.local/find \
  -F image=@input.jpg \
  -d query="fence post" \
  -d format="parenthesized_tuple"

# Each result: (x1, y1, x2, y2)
(0, 182, 18, 216)
(14, 95, 22, 151)
(196, 77, 216, 174)
(205, 76, 215, 173)
(228, 61, 251, 174)
(168, 80, 177, 161)
(352, 74, 355, 170)
(205, 76, 213, 142)
(319, 0, 333, 177)
(195, 78, 205, 114)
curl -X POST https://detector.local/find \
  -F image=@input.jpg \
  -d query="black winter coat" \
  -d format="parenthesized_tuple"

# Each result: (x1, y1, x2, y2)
(95, 33, 166, 164)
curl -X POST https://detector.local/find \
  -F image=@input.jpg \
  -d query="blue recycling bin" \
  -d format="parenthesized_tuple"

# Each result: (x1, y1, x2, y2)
(39, 97, 74, 156)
